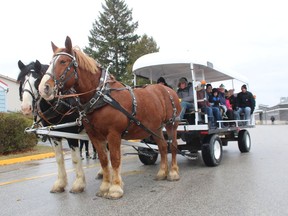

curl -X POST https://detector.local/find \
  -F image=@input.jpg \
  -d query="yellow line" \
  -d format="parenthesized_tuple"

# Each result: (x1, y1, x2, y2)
(0, 155, 139, 187)
(0, 172, 57, 186)
(0, 152, 56, 166)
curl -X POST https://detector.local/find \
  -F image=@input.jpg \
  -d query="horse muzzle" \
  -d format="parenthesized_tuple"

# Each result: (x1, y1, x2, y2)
(39, 74, 56, 101)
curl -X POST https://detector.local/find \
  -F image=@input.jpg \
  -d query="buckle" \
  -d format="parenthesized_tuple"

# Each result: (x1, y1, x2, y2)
(90, 97, 97, 106)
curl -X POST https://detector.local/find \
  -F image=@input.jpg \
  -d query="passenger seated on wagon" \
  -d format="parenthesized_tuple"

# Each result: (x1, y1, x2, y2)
(203, 84, 222, 127)
(218, 84, 228, 119)
(157, 76, 172, 89)
(177, 77, 194, 120)
(234, 84, 255, 125)
(209, 88, 221, 108)
(196, 82, 214, 126)
(225, 89, 235, 120)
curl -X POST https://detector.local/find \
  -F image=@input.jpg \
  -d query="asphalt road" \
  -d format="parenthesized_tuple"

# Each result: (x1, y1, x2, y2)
(1, 125, 288, 216)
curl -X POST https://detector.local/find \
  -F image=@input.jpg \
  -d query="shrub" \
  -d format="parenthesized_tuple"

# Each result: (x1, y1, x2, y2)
(0, 112, 37, 155)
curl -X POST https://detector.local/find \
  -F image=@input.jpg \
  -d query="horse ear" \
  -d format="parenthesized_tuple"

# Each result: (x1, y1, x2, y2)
(18, 60, 25, 70)
(51, 41, 58, 53)
(35, 60, 42, 72)
(65, 36, 73, 54)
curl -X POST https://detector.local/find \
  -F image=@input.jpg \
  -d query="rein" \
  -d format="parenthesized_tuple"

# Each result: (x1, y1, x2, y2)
(36, 98, 78, 125)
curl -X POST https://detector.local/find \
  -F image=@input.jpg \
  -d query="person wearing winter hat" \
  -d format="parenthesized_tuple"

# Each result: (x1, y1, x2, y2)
(234, 84, 255, 125)
(157, 77, 172, 89)
(177, 77, 194, 120)
(157, 77, 166, 85)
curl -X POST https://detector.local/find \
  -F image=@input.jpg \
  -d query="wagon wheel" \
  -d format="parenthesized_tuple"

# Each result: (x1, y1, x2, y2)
(201, 134, 223, 167)
(138, 147, 158, 165)
(238, 129, 251, 153)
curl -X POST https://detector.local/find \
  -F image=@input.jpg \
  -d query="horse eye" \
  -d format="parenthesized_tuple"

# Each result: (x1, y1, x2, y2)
(60, 60, 66, 64)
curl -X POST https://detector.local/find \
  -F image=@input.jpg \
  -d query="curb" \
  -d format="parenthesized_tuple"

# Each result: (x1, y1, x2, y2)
(0, 152, 56, 166)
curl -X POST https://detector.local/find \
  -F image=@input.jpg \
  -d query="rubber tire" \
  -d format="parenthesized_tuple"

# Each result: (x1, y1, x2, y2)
(138, 147, 158, 165)
(238, 130, 251, 153)
(201, 134, 223, 167)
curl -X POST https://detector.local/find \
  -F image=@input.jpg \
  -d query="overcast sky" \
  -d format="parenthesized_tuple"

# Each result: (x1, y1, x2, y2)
(0, 0, 287, 107)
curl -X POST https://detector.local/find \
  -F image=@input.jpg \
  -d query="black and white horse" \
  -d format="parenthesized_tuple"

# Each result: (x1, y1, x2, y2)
(17, 60, 87, 193)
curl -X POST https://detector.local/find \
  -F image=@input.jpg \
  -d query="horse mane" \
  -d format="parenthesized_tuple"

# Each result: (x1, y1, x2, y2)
(73, 47, 101, 75)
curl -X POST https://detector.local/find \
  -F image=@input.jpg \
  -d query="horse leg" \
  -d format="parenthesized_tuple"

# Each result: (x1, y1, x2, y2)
(68, 139, 86, 193)
(166, 125, 180, 181)
(95, 157, 111, 180)
(153, 134, 169, 180)
(88, 137, 111, 198)
(95, 167, 104, 179)
(50, 139, 67, 193)
(105, 133, 123, 199)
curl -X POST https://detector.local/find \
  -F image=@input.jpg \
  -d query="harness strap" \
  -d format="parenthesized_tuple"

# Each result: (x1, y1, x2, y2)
(101, 93, 162, 139)
(36, 97, 77, 125)
(113, 85, 137, 137)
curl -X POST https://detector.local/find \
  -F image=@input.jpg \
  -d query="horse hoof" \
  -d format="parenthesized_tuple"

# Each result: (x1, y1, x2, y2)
(167, 174, 180, 181)
(155, 173, 167, 181)
(95, 173, 103, 179)
(96, 191, 106, 197)
(96, 187, 123, 199)
(69, 188, 84, 194)
(154, 176, 166, 181)
(108, 187, 123, 199)
(167, 171, 180, 181)
(106, 194, 123, 200)
(50, 188, 65, 193)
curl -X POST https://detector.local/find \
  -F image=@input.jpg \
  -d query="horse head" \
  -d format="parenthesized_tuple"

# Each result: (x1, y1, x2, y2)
(39, 36, 102, 102)
(17, 60, 48, 115)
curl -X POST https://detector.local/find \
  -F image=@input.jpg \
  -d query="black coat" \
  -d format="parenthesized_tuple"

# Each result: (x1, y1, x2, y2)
(236, 91, 255, 113)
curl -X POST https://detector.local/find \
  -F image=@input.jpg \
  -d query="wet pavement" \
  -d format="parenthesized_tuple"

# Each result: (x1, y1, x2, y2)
(1, 125, 288, 215)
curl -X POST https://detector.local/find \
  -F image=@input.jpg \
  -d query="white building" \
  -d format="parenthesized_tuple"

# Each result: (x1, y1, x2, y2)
(0, 74, 21, 112)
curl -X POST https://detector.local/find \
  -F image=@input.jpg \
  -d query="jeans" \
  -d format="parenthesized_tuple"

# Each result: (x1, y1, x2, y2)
(201, 106, 222, 127)
(201, 106, 213, 122)
(180, 101, 193, 119)
(212, 107, 222, 126)
(234, 107, 251, 123)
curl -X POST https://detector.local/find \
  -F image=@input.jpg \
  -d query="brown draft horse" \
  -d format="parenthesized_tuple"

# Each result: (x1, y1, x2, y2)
(39, 36, 181, 199)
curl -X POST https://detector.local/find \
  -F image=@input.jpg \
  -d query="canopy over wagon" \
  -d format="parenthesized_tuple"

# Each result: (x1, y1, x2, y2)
(132, 52, 248, 89)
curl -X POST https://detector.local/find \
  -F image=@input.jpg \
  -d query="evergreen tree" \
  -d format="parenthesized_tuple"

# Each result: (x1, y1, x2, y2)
(125, 34, 159, 85)
(84, 0, 139, 81)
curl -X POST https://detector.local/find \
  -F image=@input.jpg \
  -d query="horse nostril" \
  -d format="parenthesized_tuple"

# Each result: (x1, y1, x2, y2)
(44, 84, 50, 94)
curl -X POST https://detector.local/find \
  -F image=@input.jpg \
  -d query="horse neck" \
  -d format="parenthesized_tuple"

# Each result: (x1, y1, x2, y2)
(75, 69, 102, 104)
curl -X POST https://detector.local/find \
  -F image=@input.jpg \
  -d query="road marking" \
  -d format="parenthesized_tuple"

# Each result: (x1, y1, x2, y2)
(0, 155, 139, 186)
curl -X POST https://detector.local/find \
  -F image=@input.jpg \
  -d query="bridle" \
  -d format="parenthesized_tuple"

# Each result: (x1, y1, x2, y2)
(20, 73, 39, 107)
(46, 52, 78, 91)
